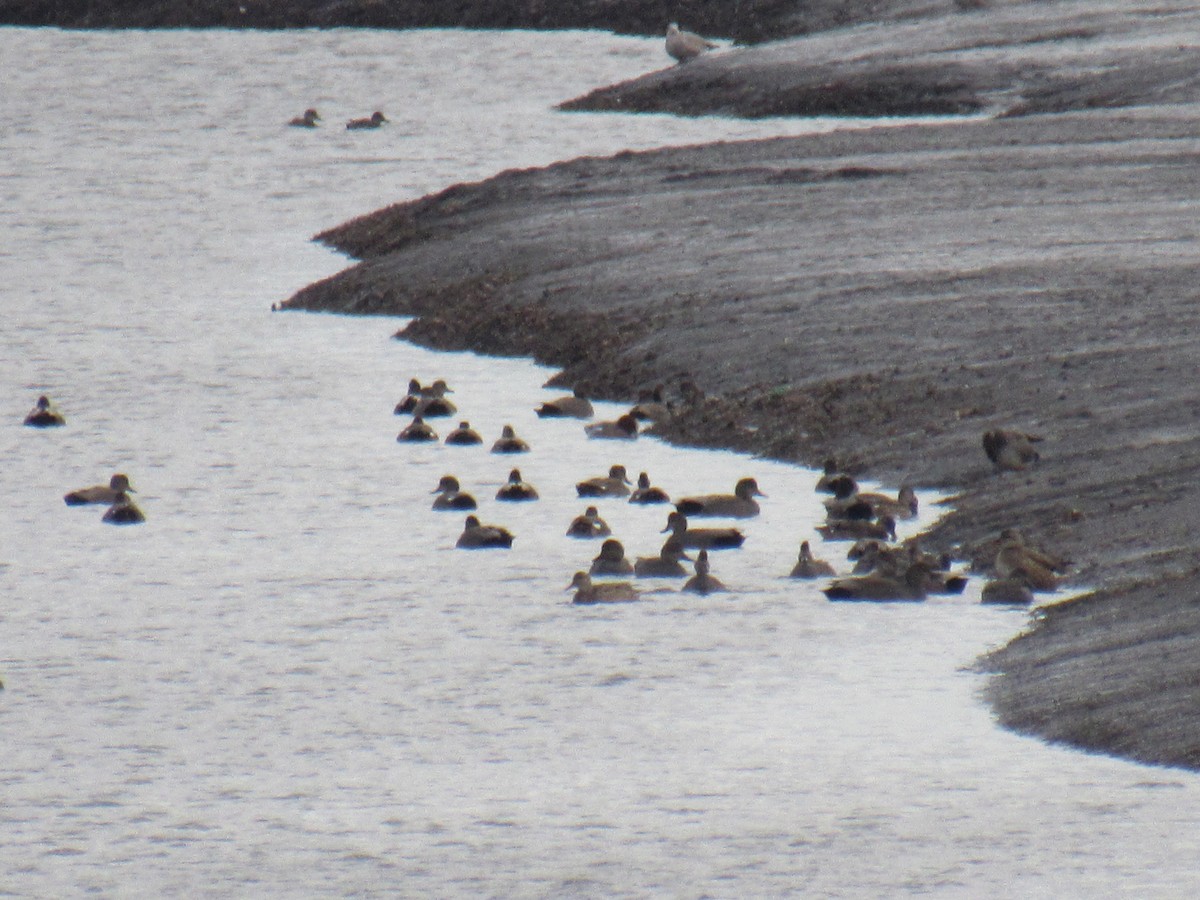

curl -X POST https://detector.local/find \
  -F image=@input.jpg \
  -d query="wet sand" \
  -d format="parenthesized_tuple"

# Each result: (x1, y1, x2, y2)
(283, 4, 1200, 769)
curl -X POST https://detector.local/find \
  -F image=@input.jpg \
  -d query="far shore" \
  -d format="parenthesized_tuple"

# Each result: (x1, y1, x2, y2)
(282, 2, 1200, 770)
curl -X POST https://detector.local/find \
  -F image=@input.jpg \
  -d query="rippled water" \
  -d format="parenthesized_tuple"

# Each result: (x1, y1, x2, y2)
(2, 26, 1199, 898)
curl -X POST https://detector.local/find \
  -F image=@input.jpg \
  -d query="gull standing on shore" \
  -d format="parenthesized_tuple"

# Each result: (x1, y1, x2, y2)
(666, 23, 717, 64)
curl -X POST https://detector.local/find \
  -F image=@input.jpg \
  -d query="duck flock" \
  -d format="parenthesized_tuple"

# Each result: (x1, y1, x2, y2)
(389, 378, 1071, 607)
(22, 395, 146, 525)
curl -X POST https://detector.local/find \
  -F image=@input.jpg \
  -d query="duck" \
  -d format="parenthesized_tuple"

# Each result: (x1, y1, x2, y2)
(634, 538, 692, 577)
(64, 473, 134, 506)
(397, 416, 438, 442)
(431, 475, 477, 511)
(24, 395, 65, 427)
(683, 549, 726, 594)
(577, 464, 632, 498)
(789, 541, 836, 578)
(823, 564, 928, 603)
(629, 385, 671, 423)
(535, 389, 593, 419)
(815, 458, 846, 493)
(395, 378, 452, 415)
(981, 578, 1036, 605)
(455, 515, 514, 549)
(584, 413, 638, 440)
(567, 571, 639, 605)
(816, 515, 897, 543)
(566, 506, 611, 538)
(413, 394, 457, 418)
(661, 511, 744, 550)
(444, 421, 482, 445)
(982, 429, 1043, 471)
(823, 479, 918, 521)
(496, 468, 538, 502)
(101, 491, 145, 525)
(629, 471, 670, 505)
(288, 108, 320, 127)
(676, 477, 765, 519)
(590, 539, 634, 576)
(346, 111, 387, 130)
(665, 22, 717, 63)
(491, 424, 530, 454)
(993, 532, 1061, 591)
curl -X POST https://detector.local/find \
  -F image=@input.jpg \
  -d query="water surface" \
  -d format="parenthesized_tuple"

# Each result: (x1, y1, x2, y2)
(2, 26, 1198, 898)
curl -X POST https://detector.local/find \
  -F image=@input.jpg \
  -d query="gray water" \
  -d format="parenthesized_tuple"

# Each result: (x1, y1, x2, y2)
(2, 26, 1198, 898)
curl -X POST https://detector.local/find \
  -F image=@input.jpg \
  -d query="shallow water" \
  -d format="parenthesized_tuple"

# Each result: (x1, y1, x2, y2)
(2, 26, 1199, 898)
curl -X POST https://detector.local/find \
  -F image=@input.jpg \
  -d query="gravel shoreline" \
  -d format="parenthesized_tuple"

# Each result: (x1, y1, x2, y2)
(278, 2, 1200, 769)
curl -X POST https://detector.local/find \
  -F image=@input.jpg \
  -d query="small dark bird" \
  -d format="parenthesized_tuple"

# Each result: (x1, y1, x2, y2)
(577, 465, 632, 498)
(456, 515, 514, 549)
(102, 491, 145, 525)
(566, 506, 611, 538)
(585, 413, 638, 440)
(683, 550, 726, 595)
(491, 424, 530, 454)
(629, 471, 670, 505)
(65, 473, 134, 506)
(346, 111, 387, 130)
(982, 429, 1043, 471)
(496, 469, 538, 502)
(24, 395, 65, 427)
(431, 475, 477, 511)
(536, 389, 593, 419)
(444, 421, 482, 445)
(288, 108, 320, 128)
(397, 416, 438, 442)
(789, 541, 836, 579)
(590, 539, 634, 576)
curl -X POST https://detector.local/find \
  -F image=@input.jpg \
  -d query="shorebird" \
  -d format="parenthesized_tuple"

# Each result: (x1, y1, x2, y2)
(982, 429, 1043, 471)
(666, 22, 717, 63)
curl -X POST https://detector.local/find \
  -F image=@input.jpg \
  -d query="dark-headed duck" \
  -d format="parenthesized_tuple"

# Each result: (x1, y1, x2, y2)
(24, 395, 65, 428)
(65, 473, 134, 506)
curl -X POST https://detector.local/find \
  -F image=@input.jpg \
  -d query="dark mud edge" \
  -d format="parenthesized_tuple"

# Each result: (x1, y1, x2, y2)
(282, 3, 1200, 770)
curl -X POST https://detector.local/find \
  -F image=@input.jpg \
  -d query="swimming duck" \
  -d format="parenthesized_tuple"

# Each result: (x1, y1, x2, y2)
(584, 413, 638, 440)
(431, 475, 477, 511)
(102, 491, 145, 525)
(661, 511, 745, 550)
(825, 481, 918, 522)
(535, 389, 594, 419)
(816, 514, 897, 542)
(629, 471, 670, 505)
(683, 550, 726, 595)
(676, 477, 765, 519)
(633, 538, 692, 577)
(64, 473, 134, 506)
(496, 468, 538, 502)
(491, 424, 530, 454)
(823, 564, 928, 603)
(577, 465, 632, 498)
(24, 395, 65, 427)
(413, 394, 457, 418)
(590, 539, 635, 576)
(397, 416, 438, 442)
(789, 541, 836, 578)
(288, 108, 320, 127)
(444, 421, 482, 445)
(395, 378, 452, 414)
(346, 111, 387, 130)
(665, 22, 717, 63)
(455, 515, 514, 549)
(981, 578, 1036, 605)
(982, 429, 1043, 471)
(566, 506, 611, 538)
(567, 571, 639, 605)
